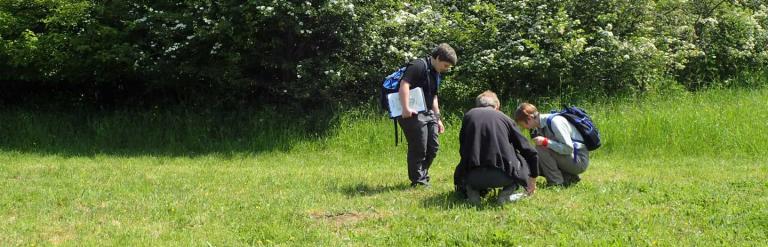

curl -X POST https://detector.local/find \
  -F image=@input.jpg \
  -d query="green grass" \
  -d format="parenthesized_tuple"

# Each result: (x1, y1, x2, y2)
(1, 88, 767, 246)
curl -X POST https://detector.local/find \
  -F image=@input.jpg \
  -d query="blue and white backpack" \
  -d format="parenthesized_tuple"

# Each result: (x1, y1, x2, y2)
(547, 106, 602, 151)
(379, 58, 441, 115)
(379, 58, 441, 145)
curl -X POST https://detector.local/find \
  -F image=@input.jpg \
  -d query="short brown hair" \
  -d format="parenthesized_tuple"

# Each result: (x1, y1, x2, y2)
(514, 102, 539, 123)
(431, 43, 457, 65)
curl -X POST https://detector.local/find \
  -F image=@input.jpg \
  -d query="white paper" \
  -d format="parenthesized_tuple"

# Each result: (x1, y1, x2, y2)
(387, 87, 427, 118)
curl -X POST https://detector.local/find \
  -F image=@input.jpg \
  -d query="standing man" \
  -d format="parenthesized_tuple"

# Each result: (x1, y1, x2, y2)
(398, 43, 457, 187)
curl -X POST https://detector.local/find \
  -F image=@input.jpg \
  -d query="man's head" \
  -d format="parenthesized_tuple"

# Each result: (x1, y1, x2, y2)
(476, 90, 501, 110)
(430, 43, 457, 73)
(514, 102, 539, 129)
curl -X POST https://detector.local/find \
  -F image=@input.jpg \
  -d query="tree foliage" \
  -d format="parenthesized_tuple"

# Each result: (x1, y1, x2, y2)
(1, 0, 766, 108)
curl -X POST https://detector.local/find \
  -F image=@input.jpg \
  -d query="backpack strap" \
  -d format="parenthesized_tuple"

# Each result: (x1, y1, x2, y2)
(545, 113, 579, 163)
(394, 118, 399, 146)
(571, 144, 579, 164)
(546, 114, 555, 130)
(420, 58, 435, 100)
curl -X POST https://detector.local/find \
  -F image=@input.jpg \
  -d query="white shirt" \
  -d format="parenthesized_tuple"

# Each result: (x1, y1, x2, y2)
(538, 113, 586, 156)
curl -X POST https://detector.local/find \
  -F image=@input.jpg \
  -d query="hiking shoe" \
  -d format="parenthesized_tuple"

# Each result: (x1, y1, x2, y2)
(504, 193, 527, 203)
(497, 186, 525, 204)
(410, 182, 431, 188)
(564, 175, 581, 186)
(466, 187, 481, 205)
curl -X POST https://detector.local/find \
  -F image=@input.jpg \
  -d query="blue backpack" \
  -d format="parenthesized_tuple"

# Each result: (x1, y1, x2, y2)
(546, 106, 602, 151)
(379, 58, 440, 114)
(379, 66, 407, 113)
(379, 58, 440, 146)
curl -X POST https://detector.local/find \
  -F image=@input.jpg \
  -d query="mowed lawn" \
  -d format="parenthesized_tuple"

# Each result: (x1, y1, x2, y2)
(1, 88, 767, 246)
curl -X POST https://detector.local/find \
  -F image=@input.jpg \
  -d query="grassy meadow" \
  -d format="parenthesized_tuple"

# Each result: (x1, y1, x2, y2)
(1, 88, 767, 246)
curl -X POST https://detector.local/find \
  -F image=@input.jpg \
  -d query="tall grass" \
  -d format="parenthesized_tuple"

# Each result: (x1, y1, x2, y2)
(592, 88, 768, 159)
(331, 87, 768, 160)
(0, 107, 338, 156)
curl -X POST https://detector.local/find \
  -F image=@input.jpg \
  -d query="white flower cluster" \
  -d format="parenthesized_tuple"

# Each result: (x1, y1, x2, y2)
(210, 42, 222, 55)
(328, 0, 355, 11)
(324, 69, 341, 77)
(165, 43, 181, 54)
(389, 6, 436, 25)
(699, 17, 719, 26)
(170, 22, 187, 30)
(386, 45, 416, 62)
(256, 5, 275, 16)
(597, 28, 614, 38)
(478, 49, 498, 65)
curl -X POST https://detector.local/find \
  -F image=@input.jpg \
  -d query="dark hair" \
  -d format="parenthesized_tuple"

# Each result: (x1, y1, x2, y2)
(431, 43, 458, 65)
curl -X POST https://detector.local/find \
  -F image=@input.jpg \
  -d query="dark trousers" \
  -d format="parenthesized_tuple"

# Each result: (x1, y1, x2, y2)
(465, 167, 518, 191)
(397, 111, 439, 185)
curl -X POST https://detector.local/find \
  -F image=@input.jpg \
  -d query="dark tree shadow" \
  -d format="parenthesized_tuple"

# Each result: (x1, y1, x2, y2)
(339, 183, 411, 197)
(0, 106, 340, 157)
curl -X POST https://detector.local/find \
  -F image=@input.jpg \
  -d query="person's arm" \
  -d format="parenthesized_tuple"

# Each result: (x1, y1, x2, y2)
(539, 116, 576, 155)
(509, 119, 539, 195)
(399, 80, 415, 118)
(433, 95, 444, 133)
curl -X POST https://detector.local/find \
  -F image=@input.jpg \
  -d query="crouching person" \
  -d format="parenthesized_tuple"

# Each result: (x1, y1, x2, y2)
(454, 91, 539, 204)
(514, 103, 589, 187)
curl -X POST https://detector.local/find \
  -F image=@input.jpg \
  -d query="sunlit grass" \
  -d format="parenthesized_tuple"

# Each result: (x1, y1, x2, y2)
(0, 88, 766, 245)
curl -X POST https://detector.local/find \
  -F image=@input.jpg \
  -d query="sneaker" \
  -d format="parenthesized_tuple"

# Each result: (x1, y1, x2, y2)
(564, 175, 581, 186)
(466, 187, 481, 205)
(497, 186, 525, 204)
(498, 192, 526, 204)
(497, 186, 515, 203)
(455, 185, 468, 199)
(410, 182, 431, 188)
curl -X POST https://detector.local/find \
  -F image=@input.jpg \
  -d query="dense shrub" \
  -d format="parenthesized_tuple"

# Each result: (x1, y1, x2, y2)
(1, 0, 766, 108)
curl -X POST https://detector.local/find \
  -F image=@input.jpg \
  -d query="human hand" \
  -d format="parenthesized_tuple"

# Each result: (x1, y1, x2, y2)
(402, 110, 416, 119)
(533, 136, 548, 146)
(437, 120, 445, 134)
(526, 177, 537, 195)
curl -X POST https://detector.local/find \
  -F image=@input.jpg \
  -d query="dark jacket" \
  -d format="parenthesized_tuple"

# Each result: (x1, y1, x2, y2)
(454, 107, 539, 187)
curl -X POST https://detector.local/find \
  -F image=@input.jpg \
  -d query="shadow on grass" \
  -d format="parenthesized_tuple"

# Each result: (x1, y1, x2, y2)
(339, 183, 412, 197)
(421, 190, 473, 209)
(0, 107, 340, 157)
(422, 189, 528, 210)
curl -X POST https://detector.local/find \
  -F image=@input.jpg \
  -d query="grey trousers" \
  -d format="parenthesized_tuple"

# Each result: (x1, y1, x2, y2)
(536, 146, 589, 185)
(397, 111, 439, 185)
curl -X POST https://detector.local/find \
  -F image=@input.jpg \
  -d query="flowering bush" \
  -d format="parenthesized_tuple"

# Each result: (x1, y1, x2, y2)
(1, 0, 766, 107)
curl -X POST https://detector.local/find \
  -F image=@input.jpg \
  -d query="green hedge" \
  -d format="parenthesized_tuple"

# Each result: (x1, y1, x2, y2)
(1, 0, 766, 107)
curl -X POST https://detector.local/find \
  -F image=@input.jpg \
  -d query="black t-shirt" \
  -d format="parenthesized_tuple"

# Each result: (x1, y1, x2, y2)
(400, 57, 440, 110)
